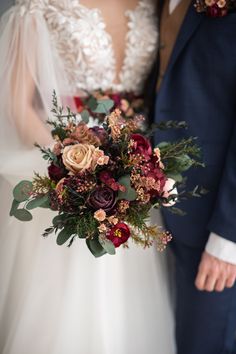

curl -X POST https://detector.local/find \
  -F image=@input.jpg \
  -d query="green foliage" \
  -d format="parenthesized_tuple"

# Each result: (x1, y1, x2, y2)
(34, 144, 58, 164)
(56, 227, 75, 246)
(93, 99, 114, 114)
(10, 199, 20, 216)
(117, 175, 137, 201)
(26, 194, 50, 210)
(13, 209, 33, 222)
(76, 212, 98, 239)
(80, 109, 90, 123)
(99, 236, 116, 255)
(42, 227, 54, 238)
(167, 207, 187, 216)
(13, 181, 33, 202)
(152, 120, 188, 131)
(126, 203, 150, 231)
(86, 238, 107, 258)
(158, 138, 204, 177)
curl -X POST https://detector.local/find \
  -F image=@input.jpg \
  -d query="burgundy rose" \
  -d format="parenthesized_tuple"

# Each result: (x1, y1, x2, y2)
(48, 163, 67, 182)
(131, 134, 152, 160)
(87, 187, 116, 212)
(107, 222, 131, 248)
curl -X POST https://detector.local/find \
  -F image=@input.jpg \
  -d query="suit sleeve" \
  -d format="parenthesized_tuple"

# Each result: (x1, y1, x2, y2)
(207, 121, 236, 243)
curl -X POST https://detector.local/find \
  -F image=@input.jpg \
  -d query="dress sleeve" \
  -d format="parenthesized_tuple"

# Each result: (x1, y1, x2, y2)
(0, 2, 67, 182)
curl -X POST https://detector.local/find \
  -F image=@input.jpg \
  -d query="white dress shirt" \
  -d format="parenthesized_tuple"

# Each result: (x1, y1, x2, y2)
(168, 0, 236, 265)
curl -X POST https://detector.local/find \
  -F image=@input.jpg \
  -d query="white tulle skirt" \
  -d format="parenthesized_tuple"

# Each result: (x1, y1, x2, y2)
(0, 172, 176, 354)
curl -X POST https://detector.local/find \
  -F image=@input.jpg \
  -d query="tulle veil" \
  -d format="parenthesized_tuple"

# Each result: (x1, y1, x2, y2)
(0, 1, 72, 182)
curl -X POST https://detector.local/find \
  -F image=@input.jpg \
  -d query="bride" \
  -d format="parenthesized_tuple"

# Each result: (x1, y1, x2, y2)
(0, 1, 175, 353)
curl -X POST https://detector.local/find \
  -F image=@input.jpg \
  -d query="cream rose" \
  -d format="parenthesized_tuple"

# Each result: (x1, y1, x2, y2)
(62, 144, 96, 174)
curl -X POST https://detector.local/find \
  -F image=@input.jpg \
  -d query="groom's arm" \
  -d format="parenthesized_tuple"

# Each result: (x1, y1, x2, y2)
(207, 120, 236, 243)
(195, 120, 236, 292)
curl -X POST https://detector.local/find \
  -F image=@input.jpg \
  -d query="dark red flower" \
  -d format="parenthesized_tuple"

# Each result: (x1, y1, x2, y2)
(87, 187, 116, 212)
(131, 134, 152, 160)
(74, 96, 85, 113)
(207, 4, 227, 17)
(143, 159, 167, 195)
(107, 222, 131, 248)
(110, 93, 122, 107)
(99, 171, 121, 191)
(48, 163, 67, 182)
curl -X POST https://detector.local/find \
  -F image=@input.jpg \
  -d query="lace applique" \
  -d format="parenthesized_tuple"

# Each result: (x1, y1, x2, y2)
(15, 0, 158, 94)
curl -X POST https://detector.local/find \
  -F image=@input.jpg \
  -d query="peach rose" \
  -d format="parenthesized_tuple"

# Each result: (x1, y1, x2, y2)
(92, 149, 109, 170)
(62, 144, 96, 174)
(98, 223, 108, 233)
(108, 216, 119, 225)
(217, 0, 226, 7)
(94, 209, 107, 222)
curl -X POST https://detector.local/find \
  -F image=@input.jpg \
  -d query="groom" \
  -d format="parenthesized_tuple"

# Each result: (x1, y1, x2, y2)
(150, 0, 236, 353)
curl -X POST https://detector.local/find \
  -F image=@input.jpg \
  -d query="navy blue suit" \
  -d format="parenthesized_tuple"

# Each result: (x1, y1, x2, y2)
(153, 2, 236, 353)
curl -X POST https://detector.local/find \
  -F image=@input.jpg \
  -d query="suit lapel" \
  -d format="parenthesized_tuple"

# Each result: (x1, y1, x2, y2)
(164, 2, 204, 78)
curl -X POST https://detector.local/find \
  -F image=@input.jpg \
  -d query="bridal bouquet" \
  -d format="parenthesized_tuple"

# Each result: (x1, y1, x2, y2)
(10, 93, 204, 257)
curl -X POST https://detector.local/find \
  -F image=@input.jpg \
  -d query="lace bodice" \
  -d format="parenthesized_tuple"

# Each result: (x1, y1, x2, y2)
(16, 0, 158, 94)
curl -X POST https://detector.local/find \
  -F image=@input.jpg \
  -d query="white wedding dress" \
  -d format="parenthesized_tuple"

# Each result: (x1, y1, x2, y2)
(0, 1, 176, 353)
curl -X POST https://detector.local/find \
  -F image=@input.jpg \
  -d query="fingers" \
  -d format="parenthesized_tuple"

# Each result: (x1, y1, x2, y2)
(226, 270, 236, 289)
(204, 273, 218, 292)
(195, 267, 207, 291)
(195, 252, 236, 293)
(215, 275, 227, 292)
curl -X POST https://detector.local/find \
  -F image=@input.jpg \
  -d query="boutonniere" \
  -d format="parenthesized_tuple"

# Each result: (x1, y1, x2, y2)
(194, 0, 236, 17)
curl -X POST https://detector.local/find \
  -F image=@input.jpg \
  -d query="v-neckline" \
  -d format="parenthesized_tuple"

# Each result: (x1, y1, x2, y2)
(76, 0, 144, 89)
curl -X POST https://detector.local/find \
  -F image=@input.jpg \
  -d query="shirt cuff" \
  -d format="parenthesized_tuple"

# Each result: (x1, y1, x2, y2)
(205, 233, 236, 265)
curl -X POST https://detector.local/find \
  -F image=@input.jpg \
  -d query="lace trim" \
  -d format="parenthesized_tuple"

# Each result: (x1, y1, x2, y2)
(15, 0, 158, 94)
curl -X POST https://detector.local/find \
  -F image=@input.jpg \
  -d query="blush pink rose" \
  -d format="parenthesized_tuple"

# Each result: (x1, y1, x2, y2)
(162, 178, 178, 207)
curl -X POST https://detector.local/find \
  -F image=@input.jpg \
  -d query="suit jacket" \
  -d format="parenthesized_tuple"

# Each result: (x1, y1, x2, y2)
(153, 3, 236, 248)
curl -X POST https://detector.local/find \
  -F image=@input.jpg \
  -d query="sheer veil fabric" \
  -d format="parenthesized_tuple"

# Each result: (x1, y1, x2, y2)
(0, 1, 176, 354)
(0, 3, 69, 181)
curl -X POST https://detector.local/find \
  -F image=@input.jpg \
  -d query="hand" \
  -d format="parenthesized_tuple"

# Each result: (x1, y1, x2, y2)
(195, 251, 236, 292)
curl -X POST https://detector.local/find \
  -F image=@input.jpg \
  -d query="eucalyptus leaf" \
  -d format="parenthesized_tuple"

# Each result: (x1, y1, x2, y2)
(92, 99, 114, 114)
(86, 238, 107, 258)
(157, 142, 170, 149)
(175, 154, 193, 172)
(99, 236, 116, 255)
(87, 96, 97, 111)
(13, 181, 33, 202)
(117, 175, 137, 201)
(166, 173, 183, 183)
(168, 207, 186, 216)
(53, 214, 67, 227)
(10, 199, 20, 216)
(13, 209, 33, 222)
(80, 109, 90, 124)
(56, 228, 74, 246)
(26, 195, 50, 210)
